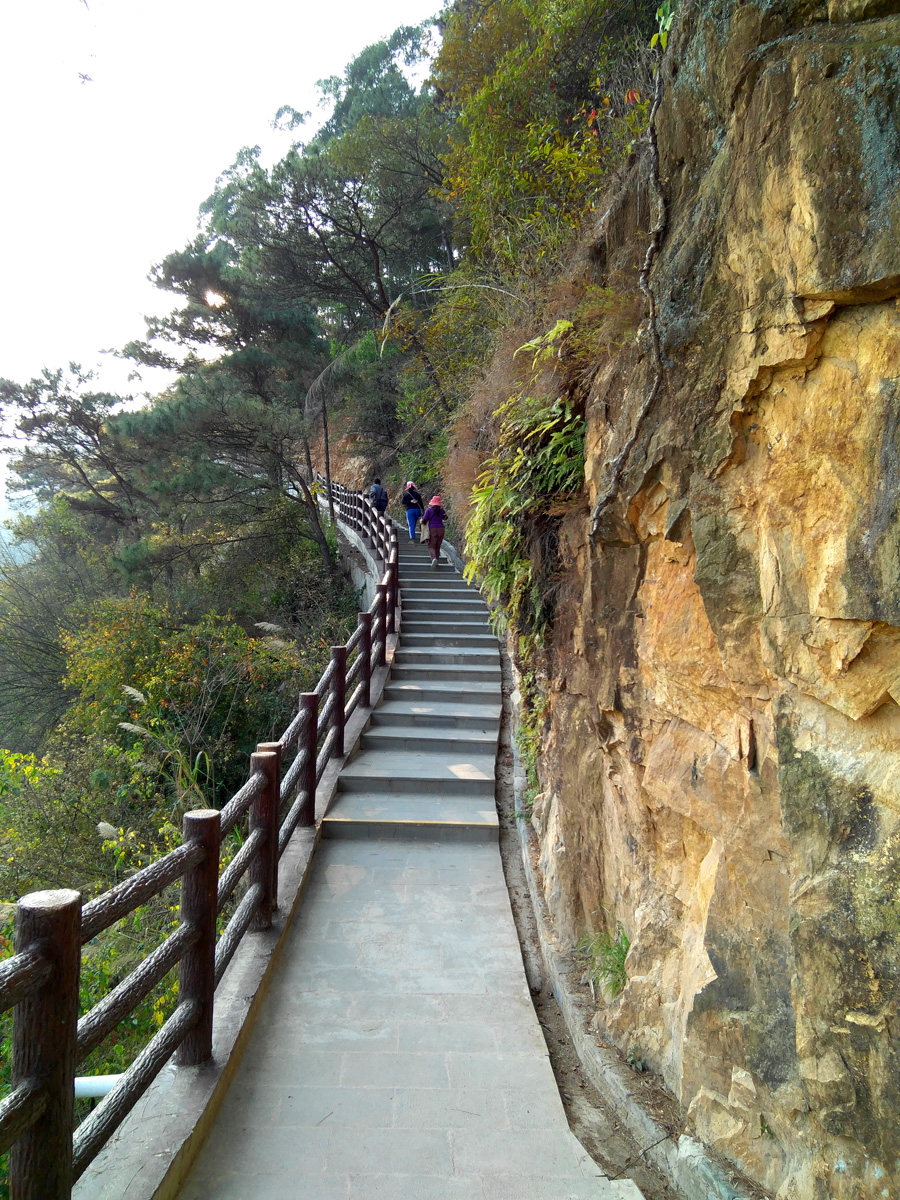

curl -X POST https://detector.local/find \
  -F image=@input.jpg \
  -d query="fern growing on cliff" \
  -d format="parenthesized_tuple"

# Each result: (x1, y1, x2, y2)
(464, 389, 585, 638)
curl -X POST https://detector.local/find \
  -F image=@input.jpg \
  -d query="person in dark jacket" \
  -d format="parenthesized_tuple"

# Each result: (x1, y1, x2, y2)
(369, 477, 388, 512)
(421, 494, 446, 568)
(401, 481, 423, 541)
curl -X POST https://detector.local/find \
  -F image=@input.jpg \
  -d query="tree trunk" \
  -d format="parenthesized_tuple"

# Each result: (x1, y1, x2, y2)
(322, 402, 336, 528)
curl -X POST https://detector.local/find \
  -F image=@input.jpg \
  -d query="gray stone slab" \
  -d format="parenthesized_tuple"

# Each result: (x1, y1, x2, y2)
(373, 699, 501, 724)
(339, 749, 497, 783)
(450, 1128, 604, 1177)
(359, 730, 499, 758)
(177, 838, 617, 1198)
(324, 793, 499, 827)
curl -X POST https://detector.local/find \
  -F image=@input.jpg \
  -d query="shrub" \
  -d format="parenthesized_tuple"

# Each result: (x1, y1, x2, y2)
(463, 322, 586, 642)
(578, 919, 630, 1001)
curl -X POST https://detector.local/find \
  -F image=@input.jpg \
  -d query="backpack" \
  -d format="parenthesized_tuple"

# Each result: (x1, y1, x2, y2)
(370, 484, 388, 512)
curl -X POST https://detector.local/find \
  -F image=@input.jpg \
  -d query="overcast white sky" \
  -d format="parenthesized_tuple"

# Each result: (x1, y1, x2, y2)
(0, 0, 440, 398)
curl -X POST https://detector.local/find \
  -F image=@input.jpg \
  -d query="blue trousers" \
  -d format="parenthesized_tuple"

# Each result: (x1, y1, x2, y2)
(405, 507, 421, 539)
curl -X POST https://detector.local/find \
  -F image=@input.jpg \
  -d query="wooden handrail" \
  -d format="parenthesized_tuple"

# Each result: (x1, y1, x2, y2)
(0, 947, 53, 1013)
(81, 842, 204, 943)
(76, 922, 199, 1063)
(72, 999, 202, 1181)
(0, 471, 397, 1194)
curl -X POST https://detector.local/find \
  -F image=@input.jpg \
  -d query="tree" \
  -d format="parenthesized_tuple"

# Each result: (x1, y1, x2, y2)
(0, 501, 119, 750)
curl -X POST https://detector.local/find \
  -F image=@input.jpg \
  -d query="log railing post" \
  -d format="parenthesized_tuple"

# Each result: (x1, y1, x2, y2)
(176, 810, 220, 1066)
(358, 611, 372, 709)
(256, 740, 283, 910)
(331, 645, 347, 758)
(375, 583, 388, 668)
(10, 888, 81, 1200)
(299, 692, 318, 827)
(387, 538, 399, 636)
(386, 565, 396, 637)
(249, 750, 279, 931)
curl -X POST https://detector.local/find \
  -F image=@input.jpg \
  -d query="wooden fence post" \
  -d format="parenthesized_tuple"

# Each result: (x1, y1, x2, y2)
(375, 583, 388, 668)
(331, 645, 347, 758)
(176, 810, 221, 1066)
(386, 568, 395, 637)
(387, 540, 399, 636)
(249, 750, 279, 931)
(9, 888, 81, 1200)
(299, 692, 318, 827)
(358, 611, 372, 709)
(379, 520, 388, 566)
(256, 740, 283, 910)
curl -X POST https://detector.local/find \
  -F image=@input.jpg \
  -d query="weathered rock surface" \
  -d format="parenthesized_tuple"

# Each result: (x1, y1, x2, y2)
(531, 2, 900, 1197)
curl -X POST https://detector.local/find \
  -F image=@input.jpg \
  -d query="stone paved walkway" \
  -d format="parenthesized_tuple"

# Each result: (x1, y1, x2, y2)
(177, 538, 642, 1199)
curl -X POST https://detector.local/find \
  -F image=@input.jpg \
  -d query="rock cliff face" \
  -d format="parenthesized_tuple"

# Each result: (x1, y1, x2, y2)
(531, 2, 900, 1196)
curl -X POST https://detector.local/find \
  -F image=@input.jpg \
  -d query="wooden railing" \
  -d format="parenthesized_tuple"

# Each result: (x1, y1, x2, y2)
(316, 473, 399, 634)
(0, 489, 398, 1199)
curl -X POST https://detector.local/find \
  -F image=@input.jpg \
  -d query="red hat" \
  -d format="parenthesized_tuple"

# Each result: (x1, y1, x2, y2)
(430, 494, 442, 506)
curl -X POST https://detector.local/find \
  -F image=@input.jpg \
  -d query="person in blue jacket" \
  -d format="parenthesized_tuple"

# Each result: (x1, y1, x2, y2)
(401, 481, 423, 541)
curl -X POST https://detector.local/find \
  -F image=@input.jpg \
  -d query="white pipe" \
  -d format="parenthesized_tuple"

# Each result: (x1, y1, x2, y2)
(74, 1074, 121, 1098)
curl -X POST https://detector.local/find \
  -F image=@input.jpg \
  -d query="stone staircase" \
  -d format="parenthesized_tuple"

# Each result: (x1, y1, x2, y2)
(176, 528, 643, 1199)
(323, 539, 503, 841)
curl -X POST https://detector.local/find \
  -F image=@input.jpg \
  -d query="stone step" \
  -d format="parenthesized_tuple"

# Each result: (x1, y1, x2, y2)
(399, 580, 467, 588)
(401, 601, 488, 616)
(338, 749, 496, 797)
(321, 792, 498, 842)
(401, 590, 480, 603)
(400, 578, 474, 592)
(361, 726, 498, 755)
(402, 617, 492, 633)
(402, 614, 492, 627)
(400, 563, 461, 576)
(390, 662, 502, 683)
(399, 589, 476, 602)
(371, 699, 501, 729)
(401, 632, 499, 649)
(394, 647, 499, 667)
(383, 680, 501, 704)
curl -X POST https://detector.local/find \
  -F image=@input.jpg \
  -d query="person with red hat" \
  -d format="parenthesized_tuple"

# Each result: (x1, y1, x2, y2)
(421, 494, 446, 568)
